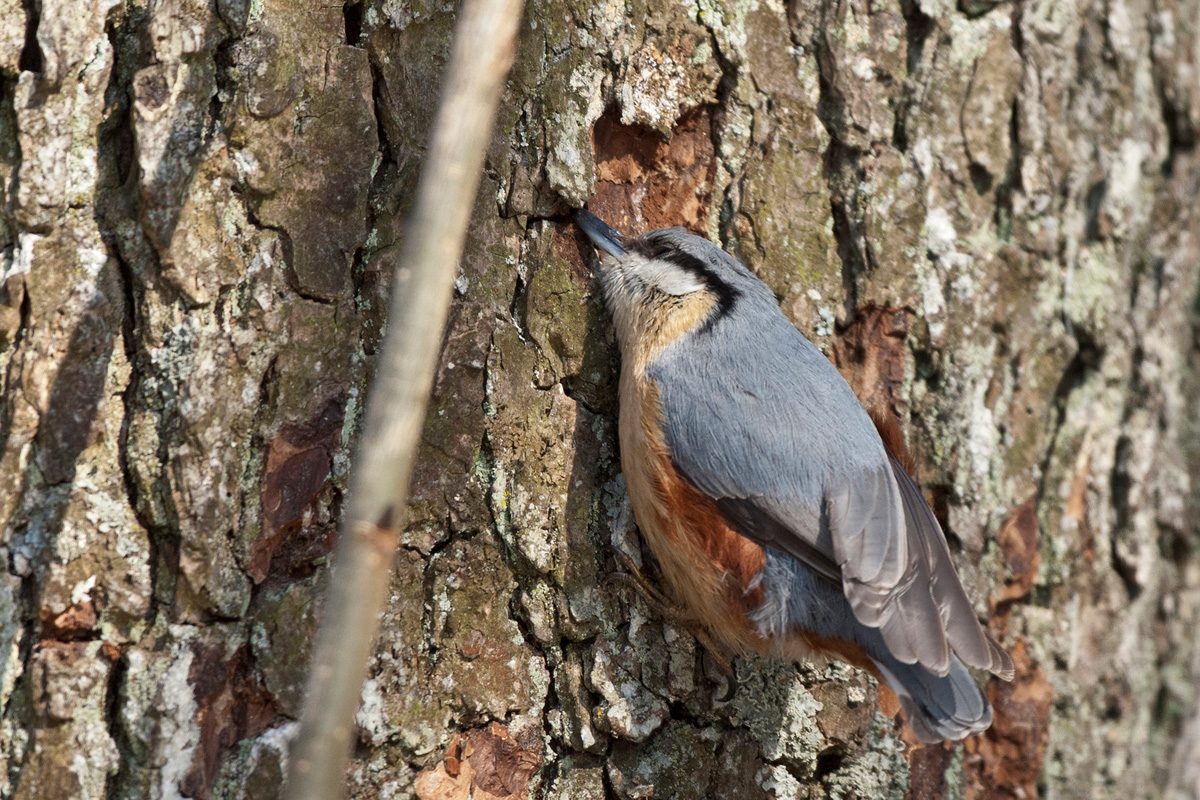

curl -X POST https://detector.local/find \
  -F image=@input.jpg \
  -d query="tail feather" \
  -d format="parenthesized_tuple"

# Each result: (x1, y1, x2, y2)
(753, 548, 997, 743)
(872, 654, 993, 743)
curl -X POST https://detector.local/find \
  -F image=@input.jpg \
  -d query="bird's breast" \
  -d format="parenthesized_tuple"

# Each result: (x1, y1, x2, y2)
(618, 368, 769, 654)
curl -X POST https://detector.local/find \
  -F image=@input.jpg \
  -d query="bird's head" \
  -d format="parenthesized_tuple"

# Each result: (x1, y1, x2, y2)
(574, 211, 766, 368)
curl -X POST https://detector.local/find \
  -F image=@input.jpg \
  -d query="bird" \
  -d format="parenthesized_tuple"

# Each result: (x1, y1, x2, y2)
(573, 209, 1014, 743)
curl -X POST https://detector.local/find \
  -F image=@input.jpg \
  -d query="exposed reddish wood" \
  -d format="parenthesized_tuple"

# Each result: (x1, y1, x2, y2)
(589, 106, 717, 236)
(907, 743, 954, 800)
(832, 304, 911, 419)
(415, 722, 543, 800)
(444, 733, 463, 778)
(40, 600, 99, 641)
(251, 398, 345, 583)
(993, 495, 1040, 604)
(183, 644, 284, 800)
(962, 640, 1052, 800)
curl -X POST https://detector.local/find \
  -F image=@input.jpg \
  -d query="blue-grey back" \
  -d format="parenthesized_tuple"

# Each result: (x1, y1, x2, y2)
(647, 290, 890, 506)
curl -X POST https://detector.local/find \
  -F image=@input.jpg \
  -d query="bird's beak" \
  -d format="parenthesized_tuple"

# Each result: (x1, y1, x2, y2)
(574, 209, 627, 258)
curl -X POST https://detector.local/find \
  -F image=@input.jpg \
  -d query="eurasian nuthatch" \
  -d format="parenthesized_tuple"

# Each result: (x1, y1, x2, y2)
(575, 210, 1014, 743)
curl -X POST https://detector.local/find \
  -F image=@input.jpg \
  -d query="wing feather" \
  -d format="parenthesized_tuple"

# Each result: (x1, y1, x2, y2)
(888, 458, 1015, 679)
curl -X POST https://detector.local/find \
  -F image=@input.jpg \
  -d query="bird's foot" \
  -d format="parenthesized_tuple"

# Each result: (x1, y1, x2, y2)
(603, 544, 738, 702)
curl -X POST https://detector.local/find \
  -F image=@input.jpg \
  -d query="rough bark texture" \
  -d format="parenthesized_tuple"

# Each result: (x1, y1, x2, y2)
(0, 0, 1197, 799)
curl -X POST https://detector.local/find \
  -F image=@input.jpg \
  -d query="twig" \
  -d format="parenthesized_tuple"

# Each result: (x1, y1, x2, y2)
(283, 1, 525, 797)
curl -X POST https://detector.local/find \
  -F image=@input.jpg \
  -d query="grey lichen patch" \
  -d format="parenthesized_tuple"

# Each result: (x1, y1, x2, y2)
(151, 143, 247, 306)
(116, 623, 217, 799)
(0, 569, 22, 712)
(813, 0, 907, 149)
(211, 722, 297, 800)
(429, 537, 548, 719)
(543, 52, 605, 206)
(728, 655, 824, 776)
(364, 550, 437, 755)
(0, 0, 22, 73)
(608, 722, 719, 800)
(547, 644, 603, 752)
(617, 12, 721, 136)
(586, 632, 671, 742)
(345, 744, 417, 800)
(151, 313, 256, 619)
(32, 476, 153, 642)
(820, 719, 912, 800)
(608, 722, 772, 800)
(12, 0, 118, 230)
(619, 40, 711, 134)
(122, 233, 298, 620)
(685, 0, 752, 65)
(582, 594, 705, 741)
(821, 716, 909, 800)
(546, 757, 606, 800)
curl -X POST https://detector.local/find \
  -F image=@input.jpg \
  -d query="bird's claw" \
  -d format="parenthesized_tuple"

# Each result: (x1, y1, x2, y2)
(603, 543, 738, 703)
(705, 650, 738, 703)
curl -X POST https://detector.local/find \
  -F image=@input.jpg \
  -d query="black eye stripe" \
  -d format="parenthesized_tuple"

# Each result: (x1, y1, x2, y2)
(626, 238, 739, 328)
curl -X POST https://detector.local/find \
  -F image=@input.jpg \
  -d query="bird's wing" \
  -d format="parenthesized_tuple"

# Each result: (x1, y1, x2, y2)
(882, 457, 1014, 678)
(651, 326, 1013, 679)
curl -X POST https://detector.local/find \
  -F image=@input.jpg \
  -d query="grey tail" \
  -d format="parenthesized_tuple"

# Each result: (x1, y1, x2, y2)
(872, 653, 994, 743)
(574, 209, 627, 257)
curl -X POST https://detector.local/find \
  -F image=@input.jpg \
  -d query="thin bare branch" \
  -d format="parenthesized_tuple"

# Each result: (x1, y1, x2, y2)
(283, 1, 526, 796)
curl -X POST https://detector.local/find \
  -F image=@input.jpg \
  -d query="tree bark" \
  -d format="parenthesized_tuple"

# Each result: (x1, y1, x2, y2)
(0, 0, 1197, 799)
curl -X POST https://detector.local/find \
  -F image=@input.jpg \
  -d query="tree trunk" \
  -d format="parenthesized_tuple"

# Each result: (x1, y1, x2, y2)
(0, 0, 1197, 798)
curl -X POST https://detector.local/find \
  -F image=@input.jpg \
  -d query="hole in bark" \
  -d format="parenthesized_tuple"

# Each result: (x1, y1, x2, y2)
(1102, 691, 1125, 721)
(893, 1, 935, 151)
(957, 0, 1005, 18)
(814, 747, 846, 779)
(969, 162, 994, 195)
(1083, 179, 1108, 242)
(1109, 433, 1143, 600)
(588, 105, 717, 235)
(993, 97, 1021, 240)
(1159, 94, 1197, 177)
(1163, 526, 1192, 565)
(18, 0, 42, 73)
(344, 0, 364, 47)
(929, 485, 958, 547)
